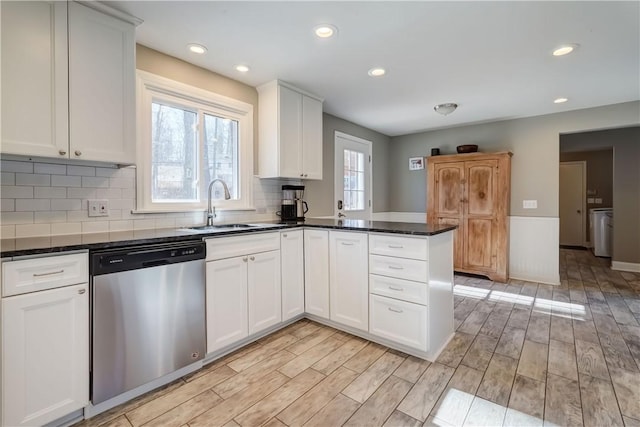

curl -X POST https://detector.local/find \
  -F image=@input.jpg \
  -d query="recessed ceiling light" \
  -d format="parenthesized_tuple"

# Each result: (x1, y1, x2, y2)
(314, 24, 337, 38)
(235, 64, 250, 73)
(553, 44, 578, 56)
(187, 43, 207, 54)
(554, 97, 568, 104)
(368, 68, 386, 77)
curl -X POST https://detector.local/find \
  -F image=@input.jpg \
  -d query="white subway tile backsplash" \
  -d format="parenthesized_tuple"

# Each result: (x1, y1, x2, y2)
(96, 167, 118, 177)
(16, 199, 50, 212)
(110, 177, 134, 189)
(121, 188, 136, 199)
(109, 220, 133, 232)
(82, 221, 109, 233)
(154, 218, 176, 229)
(82, 176, 109, 188)
(1, 225, 16, 239)
(67, 165, 95, 176)
(1, 199, 15, 212)
(133, 219, 155, 230)
(1, 172, 15, 185)
(16, 223, 50, 238)
(35, 211, 67, 223)
(51, 222, 81, 235)
(67, 187, 97, 199)
(16, 173, 51, 186)
(52, 175, 81, 187)
(67, 210, 90, 222)
(34, 186, 67, 199)
(34, 163, 67, 175)
(0, 211, 34, 224)
(96, 188, 122, 199)
(51, 199, 81, 211)
(2, 186, 34, 199)
(1, 160, 33, 173)
(118, 167, 136, 178)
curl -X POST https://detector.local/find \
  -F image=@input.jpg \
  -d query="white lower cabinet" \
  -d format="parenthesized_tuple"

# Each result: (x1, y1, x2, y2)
(329, 231, 369, 331)
(2, 282, 89, 427)
(369, 294, 428, 351)
(304, 229, 330, 319)
(205, 233, 281, 354)
(281, 230, 304, 321)
(206, 257, 249, 353)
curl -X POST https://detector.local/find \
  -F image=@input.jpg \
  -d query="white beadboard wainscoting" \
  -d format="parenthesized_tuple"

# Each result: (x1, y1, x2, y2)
(0, 159, 297, 239)
(509, 216, 560, 285)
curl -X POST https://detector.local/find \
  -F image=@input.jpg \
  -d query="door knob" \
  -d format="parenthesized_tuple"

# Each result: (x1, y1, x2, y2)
(577, 210, 581, 214)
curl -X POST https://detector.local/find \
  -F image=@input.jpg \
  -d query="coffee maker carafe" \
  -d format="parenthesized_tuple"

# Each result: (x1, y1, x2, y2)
(280, 185, 308, 221)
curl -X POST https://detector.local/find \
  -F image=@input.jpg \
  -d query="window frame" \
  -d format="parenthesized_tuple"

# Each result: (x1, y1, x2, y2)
(136, 70, 254, 213)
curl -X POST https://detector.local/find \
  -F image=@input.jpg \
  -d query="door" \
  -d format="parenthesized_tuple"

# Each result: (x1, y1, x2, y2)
(1, 1, 69, 158)
(431, 162, 465, 268)
(281, 230, 305, 321)
(278, 85, 303, 178)
(304, 229, 330, 319)
(248, 250, 282, 334)
(335, 132, 372, 219)
(559, 161, 586, 246)
(464, 160, 499, 271)
(2, 284, 88, 427)
(206, 257, 248, 353)
(68, 2, 135, 163)
(329, 231, 369, 331)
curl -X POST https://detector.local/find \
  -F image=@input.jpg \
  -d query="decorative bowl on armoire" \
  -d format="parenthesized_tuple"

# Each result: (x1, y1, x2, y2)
(456, 144, 478, 153)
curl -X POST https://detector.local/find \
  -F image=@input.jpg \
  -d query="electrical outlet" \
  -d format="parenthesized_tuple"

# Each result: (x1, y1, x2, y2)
(523, 200, 537, 209)
(587, 198, 595, 204)
(88, 199, 109, 217)
(594, 198, 602, 204)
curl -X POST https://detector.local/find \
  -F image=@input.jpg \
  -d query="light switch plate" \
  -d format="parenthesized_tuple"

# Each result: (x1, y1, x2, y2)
(594, 198, 602, 204)
(88, 199, 109, 217)
(523, 200, 537, 209)
(588, 198, 595, 204)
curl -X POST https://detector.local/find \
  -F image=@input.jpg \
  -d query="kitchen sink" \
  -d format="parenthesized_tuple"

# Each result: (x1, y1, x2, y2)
(179, 223, 281, 233)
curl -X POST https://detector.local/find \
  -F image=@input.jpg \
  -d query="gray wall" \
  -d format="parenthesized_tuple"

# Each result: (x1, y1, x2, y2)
(305, 113, 391, 217)
(561, 127, 640, 264)
(388, 101, 640, 217)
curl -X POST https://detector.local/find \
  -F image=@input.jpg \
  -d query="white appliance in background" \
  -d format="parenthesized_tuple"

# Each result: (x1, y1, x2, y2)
(590, 208, 613, 257)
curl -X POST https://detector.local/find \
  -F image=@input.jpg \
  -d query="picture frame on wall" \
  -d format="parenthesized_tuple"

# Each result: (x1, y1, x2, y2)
(409, 157, 424, 170)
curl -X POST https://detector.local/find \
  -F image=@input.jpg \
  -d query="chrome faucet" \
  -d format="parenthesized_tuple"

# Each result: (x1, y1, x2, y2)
(206, 178, 231, 226)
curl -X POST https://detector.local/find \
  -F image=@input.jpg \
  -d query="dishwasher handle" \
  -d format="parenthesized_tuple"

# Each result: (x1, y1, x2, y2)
(142, 260, 170, 268)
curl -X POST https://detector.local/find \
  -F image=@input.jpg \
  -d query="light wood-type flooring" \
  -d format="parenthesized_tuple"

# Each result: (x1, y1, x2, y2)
(77, 248, 640, 427)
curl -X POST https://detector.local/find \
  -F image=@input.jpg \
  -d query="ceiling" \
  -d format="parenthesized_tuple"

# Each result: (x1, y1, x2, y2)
(108, 1, 640, 137)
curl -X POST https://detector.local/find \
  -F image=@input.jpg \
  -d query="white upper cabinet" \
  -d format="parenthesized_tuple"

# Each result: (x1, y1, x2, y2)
(0, 1, 137, 164)
(68, 2, 136, 164)
(1, 1, 69, 158)
(258, 80, 323, 180)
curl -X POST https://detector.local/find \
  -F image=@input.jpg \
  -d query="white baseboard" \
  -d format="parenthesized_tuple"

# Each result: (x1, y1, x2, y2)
(611, 261, 640, 273)
(509, 216, 560, 285)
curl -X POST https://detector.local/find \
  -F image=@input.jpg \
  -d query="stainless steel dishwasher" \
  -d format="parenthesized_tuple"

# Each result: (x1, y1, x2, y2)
(91, 241, 206, 404)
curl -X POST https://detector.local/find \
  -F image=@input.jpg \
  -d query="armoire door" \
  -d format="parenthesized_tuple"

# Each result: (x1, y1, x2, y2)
(431, 162, 465, 269)
(464, 160, 499, 272)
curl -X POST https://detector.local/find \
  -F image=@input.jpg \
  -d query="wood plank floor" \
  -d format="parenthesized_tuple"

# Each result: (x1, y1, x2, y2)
(77, 249, 640, 427)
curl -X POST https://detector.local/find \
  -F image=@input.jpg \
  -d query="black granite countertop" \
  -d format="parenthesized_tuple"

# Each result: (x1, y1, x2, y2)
(0, 219, 456, 258)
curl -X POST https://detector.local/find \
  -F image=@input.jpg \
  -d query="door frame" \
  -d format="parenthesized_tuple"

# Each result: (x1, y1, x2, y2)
(334, 131, 373, 219)
(559, 160, 587, 247)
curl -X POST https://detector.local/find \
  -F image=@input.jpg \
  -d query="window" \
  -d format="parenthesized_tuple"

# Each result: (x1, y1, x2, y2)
(343, 149, 365, 211)
(137, 71, 253, 212)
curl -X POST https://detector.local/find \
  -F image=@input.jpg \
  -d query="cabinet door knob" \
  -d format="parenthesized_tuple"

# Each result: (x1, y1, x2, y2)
(74, 150, 82, 156)
(304, 174, 308, 177)
(242, 257, 248, 262)
(59, 149, 67, 156)
(282, 233, 287, 238)
(250, 256, 255, 261)
(300, 173, 304, 177)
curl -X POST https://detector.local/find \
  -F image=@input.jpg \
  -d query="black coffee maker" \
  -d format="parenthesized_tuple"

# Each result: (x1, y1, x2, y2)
(279, 185, 308, 221)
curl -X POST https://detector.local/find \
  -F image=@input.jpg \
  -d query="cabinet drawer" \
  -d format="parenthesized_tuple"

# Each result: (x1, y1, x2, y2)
(206, 232, 280, 261)
(369, 254, 427, 282)
(369, 274, 427, 305)
(369, 234, 427, 260)
(2, 252, 88, 297)
(369, 294, 427, 352)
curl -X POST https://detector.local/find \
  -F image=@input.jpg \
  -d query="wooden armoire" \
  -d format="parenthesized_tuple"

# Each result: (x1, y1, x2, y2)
(427, 152, 512, 282)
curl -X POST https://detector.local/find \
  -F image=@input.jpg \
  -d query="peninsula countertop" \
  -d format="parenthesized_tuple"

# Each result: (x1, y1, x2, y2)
(0, 219, 457, 258)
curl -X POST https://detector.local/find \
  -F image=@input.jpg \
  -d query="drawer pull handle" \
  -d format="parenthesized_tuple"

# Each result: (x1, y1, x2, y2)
(388, 265, 404, 270)
(388, 307, 403, 314)
(388, 245, 404, 249)
(33, 269, 65, 277)
(388, 286, 404, 291)
(341, 242, 354, 246)
(250, 256, 255, 261)
(78, 289, 86, 295)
